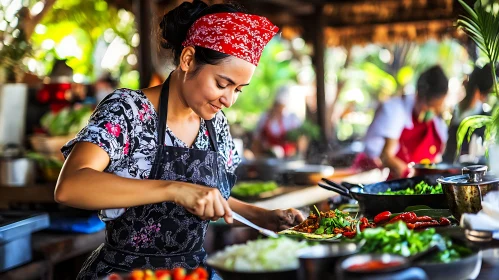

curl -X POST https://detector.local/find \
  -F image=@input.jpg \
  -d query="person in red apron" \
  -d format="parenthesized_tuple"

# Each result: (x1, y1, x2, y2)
(253, 86, 302, 158)
(55, 2, 304, 279)
(357, 66, 449, 178)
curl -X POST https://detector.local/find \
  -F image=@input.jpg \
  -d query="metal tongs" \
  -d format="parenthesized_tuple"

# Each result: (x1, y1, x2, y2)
(232, 212, 279, 238)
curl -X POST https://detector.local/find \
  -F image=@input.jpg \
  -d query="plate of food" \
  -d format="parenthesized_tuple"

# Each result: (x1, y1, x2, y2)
(230, 181, 284, 200)
(278, 207, 374, 241)
(206, 237, 310, 280)
(355, 221, 480, 280)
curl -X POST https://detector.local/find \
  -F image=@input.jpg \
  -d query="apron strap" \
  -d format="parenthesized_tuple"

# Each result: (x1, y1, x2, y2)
(205, 119, 218, 152)
(149, 75, 171, 179)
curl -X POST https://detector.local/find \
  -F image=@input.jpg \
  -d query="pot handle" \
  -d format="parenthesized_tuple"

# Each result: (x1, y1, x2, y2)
(462, 165, 487, 183)
(462, 165, 488, 201)
(318, 178, 352, 198)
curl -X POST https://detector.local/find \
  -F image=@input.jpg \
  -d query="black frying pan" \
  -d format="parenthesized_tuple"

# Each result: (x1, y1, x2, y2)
(318, 175, 448, 217)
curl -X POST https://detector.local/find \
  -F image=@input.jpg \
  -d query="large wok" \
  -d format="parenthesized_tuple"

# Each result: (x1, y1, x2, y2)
(319, 175, 448, 217)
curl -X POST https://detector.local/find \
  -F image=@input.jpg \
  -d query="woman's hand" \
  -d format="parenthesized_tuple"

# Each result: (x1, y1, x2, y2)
(171, 183, 233, 224)
(261, 208, 305, 232)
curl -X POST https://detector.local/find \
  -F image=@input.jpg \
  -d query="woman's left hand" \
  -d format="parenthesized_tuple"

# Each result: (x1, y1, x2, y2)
(262, 208, 305, 232)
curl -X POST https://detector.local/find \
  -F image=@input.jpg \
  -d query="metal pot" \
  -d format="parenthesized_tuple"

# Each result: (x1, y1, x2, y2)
(297, 242, 359, 280)
(437, 165, 499, 221)
(0, 157, 35, 186)
(411, 163, 463, 177)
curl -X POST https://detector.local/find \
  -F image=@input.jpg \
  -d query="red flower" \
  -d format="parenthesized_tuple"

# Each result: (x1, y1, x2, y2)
(124, 140, 130, 155)
(105, 122, 121, 137)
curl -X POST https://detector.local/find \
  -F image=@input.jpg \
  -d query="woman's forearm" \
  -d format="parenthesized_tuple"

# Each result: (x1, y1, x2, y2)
(55, 167, 179, 210)
(228, 197, 267, 226)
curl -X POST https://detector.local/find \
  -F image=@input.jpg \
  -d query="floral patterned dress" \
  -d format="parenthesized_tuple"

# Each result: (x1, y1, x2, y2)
(62, 88, 241, 220)
(61, 87, 240, 279)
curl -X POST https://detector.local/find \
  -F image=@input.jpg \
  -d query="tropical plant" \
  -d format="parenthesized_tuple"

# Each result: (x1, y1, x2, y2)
(455, 0, 499, 157)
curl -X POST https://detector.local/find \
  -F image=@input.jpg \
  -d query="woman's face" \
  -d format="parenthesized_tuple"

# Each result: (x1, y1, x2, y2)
(180, 55, 255, 120)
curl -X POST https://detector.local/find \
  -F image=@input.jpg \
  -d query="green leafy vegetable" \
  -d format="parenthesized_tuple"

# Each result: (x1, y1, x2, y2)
(379, 181, 443, 195)
(356, 221, 472, 263)
(41, 106, 93, 136)
(231, 181, 278, 197)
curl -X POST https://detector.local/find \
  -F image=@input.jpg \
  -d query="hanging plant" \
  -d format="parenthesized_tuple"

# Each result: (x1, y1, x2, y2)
(455, 0, 499, 158)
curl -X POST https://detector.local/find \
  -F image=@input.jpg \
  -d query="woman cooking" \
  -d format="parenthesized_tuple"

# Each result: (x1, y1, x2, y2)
(54, 1, 304, 279)
(358, 66, 449, 178)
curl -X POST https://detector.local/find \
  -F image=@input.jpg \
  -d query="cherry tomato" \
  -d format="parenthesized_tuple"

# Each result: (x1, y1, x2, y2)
(172, 267, 186, 280)
(155, 270, 171, 280)
(192, 267, 208, 280)
(108, 273, 123, 280)
(144, 269, 155, 280)
(130, 270, 144, 280)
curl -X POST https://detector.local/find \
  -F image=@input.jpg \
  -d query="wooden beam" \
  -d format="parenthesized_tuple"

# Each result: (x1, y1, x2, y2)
(311, 4, 329, 143)
(134, 0, 153, 89)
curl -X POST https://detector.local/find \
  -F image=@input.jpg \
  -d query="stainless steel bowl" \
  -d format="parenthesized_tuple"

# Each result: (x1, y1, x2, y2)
(437, 165, 499, 221)
(297, 242, 360, 280)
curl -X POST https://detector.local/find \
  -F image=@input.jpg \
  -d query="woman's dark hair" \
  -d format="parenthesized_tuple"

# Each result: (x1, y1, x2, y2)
(458, 64, 494, 112)
(416, 65, 449, 102)
(159, 0, 246, 70)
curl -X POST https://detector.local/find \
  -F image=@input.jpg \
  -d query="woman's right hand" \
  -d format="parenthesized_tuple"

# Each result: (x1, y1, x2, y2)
(170, 183, 233, 224)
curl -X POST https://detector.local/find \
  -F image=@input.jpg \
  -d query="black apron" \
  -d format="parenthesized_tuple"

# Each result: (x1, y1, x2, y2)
(77, 75, 236, 280)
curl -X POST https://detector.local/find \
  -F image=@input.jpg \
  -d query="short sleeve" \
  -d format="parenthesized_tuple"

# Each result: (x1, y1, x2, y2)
(215, 112, 242, 173)
(371, 99, 407, 140)
(61, 90, 135, 171)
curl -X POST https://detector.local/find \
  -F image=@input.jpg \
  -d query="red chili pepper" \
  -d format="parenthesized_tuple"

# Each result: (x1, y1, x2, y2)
(414, 220, 440, 229)
(416, 216, 433, 222)
(389, 212, 417, 224)
(374, 211, 392, 224)
(439, 217, 451, 226)
(343, 231, 357, 238)
(406, 223, 415, 229)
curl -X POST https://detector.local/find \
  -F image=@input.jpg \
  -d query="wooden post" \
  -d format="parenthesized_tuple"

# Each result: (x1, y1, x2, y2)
(312, 4, 328, 143)
(134, 0, 153, 88)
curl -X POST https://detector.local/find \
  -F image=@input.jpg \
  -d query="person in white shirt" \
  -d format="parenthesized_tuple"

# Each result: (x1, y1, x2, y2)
(354, 66, 449, 178)
(252, 85, 302, 158)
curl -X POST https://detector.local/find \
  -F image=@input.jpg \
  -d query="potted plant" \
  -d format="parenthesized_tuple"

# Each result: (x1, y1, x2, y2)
(456, 0, 499, 174)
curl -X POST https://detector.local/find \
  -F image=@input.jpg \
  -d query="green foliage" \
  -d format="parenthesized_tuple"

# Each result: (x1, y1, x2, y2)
(224, 39, 298, 129)
(0, 3, 32, 81)
(456, 0, 499, 151)
(286, 120, 321, 142)
(29, 0, 137, 83)
(40, 105, 93, 136)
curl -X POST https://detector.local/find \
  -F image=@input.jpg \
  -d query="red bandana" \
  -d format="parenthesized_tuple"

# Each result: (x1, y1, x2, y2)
(182, 12, 279, 66)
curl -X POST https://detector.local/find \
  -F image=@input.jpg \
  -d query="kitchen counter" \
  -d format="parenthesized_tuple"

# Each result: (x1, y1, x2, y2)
(253, 168, 388, 210)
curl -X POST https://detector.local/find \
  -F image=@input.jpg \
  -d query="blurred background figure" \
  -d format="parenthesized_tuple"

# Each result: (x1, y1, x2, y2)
(252, 85, 303, 158)
(443, 64, 494, 164)
(353, 66, 449, 178)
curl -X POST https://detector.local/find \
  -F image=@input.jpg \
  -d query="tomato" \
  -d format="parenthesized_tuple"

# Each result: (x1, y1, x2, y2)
(172, 268, 186, 280)
(130, 270, 144, 280)
(108, 273, 123, 280)
(184, 274, 199, 280)
(144, 269, 155, 280)
(192, 267, 208, 280)
(155, 270, 171, 280)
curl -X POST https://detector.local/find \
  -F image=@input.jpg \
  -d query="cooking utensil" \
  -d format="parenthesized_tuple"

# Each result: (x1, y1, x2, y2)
(411, 163, 463, 177)
(437, 165, 499, 221)
(232, 212, 278, 238)
(337, 253, 429, 280)
(318, 176, 447, 217)
(296, 242, 361, 280)
(0, 144, 35, 186)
